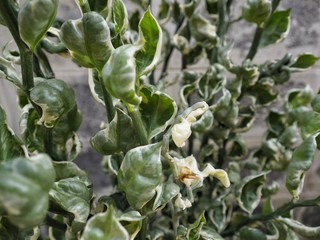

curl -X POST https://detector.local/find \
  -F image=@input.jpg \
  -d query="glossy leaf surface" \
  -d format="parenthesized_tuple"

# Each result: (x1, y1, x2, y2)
(118, 143, 162, 209)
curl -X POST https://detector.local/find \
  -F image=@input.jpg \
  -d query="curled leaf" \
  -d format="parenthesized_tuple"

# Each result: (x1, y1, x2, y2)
(30, 79, 76, 128)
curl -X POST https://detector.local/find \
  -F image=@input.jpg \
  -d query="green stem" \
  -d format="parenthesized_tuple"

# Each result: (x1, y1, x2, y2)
(35, 47, 55, 79)
(245, 27, 263, 60)
(45, 128, 53, 158)
(98, 75, 115, 122)
(127, 105, 148, 145)
(139, 217, 149, 240)
(217, 0, 229, 38)
(221, 196, 320, 237)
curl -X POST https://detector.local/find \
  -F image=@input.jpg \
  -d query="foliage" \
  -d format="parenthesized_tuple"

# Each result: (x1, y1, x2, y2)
(0, 0, 319, 239)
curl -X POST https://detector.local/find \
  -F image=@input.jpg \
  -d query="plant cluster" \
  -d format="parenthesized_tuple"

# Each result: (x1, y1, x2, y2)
(0, 0, 320, 239)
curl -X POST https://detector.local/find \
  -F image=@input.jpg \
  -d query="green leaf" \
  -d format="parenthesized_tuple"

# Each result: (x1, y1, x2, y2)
(278, 217, 320, 238)
(290, 53, 319, 69)
(135, 8, 162, 77)
(102, 44, 141, 105)
(0, 106, 23, 161)
(296, 111, 320, 137)
(235, 105, 255, 133)
(0, 154, 55, 228)
(49, 179, 91, 233)
(91, 108, 137, 155)
(214, 89, 239, 128)
(198, 64, 226, 101)
(18, 0, 59, 51)
(139, 86, 177, 140)
(200, 226, 224, 240)
(88, 0, 111, 18)
(187, 212, 206, 240)
(191, 110, 214, 133)
(286, 85, 313, 110)
(118, 143, 162, 209)
(228, 135, 248, 161)
(189, 14, 218, 49)
(112, 0, 128, 34)
(152, 182, 180, 210)
(239, 227, 267, 240)
(286, 134, 318, 198)
(0, 57, 23, 89)
(60, 12, 114, 70)
(247, 78, 278, 106)
(208, 200, 227, 232)
(238, 172, 269, 214)
(259, 9, 291, 48)
(81, 206, 129, 240)
(30, 79, 76, 128)
(242, 0, 272, 26)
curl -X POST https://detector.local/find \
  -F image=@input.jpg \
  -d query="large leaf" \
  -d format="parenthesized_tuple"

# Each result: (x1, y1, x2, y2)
(102, 44, 141, 105)
(135, 8, 162, 76)
(139, 86, 177, 140)
(30, 79, 76, 128)
(60, 12, 114, 70)
(238, 172, 269, 214)
(49, 179, 91, 233)
(81, 206, 129, 240)
(286, 134, 318, 198)
(259, 10, 291, 47)
(18, 0, 59, 51)
(118, 143, 162, 209)
(0, 106, 23, 161)
(91, 108, 137, 155)
(0, 154, 55, 228)
(50, 161, 92, 233)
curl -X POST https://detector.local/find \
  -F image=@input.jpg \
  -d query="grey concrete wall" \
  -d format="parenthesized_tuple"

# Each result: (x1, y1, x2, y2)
(0, 0, 320, 221)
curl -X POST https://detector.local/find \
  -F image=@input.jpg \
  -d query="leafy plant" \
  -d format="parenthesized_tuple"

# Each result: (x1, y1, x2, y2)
(0, 0, 320, 239)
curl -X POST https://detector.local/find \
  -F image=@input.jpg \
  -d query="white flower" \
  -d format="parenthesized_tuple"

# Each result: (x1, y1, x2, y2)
(174, 193, 192, 210)
(172, 118, 192, 147)
(171, 102, 209, 148)
(171, 155, 230, 190)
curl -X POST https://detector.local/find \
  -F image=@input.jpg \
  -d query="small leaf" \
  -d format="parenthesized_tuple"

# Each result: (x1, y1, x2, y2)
(290, 53, 319, 69)
(81, 206, 129, 240)
(187, 212, 206, 240)
(0, 106, 23, 161)
(238, 171, 269, 214)
(88, 0, 111, 18)
(200, 226, 224, 240)
(278, 217, 320, 238)
(259, 9, 291, 47)
(239, 227, 267, 240)
(247, 78, 278, 106)
(135, 8, 162, 76)
(286, 134, 318, 198)
(91, 108, 137, 155)
(118, 143, 162, 209)
(152, 182, 180, 210)
(139, 86, 177, 140)
(189, 14, 218, 49)
(0, 56, 23, 90)
(242, 0, 272, 26)
(30, 79, 76, 128)
(102, 44, 141, 105)
(18, 0, 59, 51)
(113, 0, 128, 34)
(286, 85, 313, 110)
(60, 12, 114, 70)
